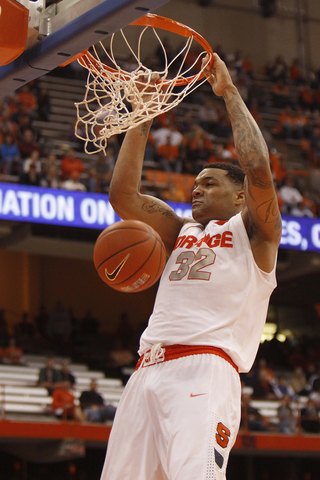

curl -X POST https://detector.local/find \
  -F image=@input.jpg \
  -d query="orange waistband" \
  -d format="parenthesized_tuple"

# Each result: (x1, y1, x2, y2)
(135, 344, 239, 373)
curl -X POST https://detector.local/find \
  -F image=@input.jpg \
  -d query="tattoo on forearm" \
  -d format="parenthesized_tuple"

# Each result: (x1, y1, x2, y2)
(225, 95, 269, 174)
(142, 201, 174, 218)
(256, 197, 281, 225)
(140, 123, 150, 138)
(244, 170, 273, 200)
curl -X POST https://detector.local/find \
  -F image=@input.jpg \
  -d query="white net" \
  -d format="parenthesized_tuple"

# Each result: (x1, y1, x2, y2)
(75, 25, 212, 154)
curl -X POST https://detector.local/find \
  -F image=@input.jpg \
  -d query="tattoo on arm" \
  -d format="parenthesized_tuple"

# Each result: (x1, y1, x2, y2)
(256, 197, 282, 226)
(224, 95, 269, 174)
(226, 91, 282, 237)
(140, 122, 150, 138)
(142, 201, 174, 218)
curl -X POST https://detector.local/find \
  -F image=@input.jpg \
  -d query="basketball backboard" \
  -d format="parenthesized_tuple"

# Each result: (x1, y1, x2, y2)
(0, 0, 171, 97)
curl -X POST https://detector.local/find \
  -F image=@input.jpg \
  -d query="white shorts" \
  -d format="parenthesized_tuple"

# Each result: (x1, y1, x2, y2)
(100, 352, 241, 480)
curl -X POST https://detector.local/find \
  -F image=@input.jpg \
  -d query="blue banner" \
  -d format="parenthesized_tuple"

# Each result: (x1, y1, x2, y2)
(0, 183, 319, 253)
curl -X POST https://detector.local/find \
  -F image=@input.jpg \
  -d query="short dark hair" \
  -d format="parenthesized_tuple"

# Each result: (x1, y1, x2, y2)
(201, 162, 245, 187)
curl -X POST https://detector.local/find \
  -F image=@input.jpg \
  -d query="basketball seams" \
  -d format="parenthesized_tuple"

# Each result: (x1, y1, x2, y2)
(97, 225, 153, 241)
(94, 220, 166, 292)
(95, 235, 152, 270)
(111, 236, 160, 286)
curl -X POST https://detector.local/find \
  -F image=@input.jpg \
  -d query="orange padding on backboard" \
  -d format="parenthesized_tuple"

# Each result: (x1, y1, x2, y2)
(0, 0, 29, 66)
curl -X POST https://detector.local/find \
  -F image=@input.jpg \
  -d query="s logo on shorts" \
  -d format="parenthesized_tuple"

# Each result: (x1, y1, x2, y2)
(215, 422, 230, 449)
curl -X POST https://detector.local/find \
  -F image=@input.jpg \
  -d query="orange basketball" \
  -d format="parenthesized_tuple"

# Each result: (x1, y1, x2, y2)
(93, 220, 166, 293)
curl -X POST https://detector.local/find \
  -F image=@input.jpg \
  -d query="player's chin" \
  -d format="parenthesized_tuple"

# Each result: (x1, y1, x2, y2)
(192, 206, 203, 223)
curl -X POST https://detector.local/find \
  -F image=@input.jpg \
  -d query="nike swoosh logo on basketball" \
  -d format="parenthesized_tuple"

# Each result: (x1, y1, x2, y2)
(105, 254, 130, 281)
(190, 393, 207, 397)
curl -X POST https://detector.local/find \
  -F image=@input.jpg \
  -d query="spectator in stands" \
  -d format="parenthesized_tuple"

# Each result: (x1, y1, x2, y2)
(277, 395, 297, 434)
(291, 108, 311, 140)
(0, 108, 18, 140)
(279, 173, 304, 214)
(188, 136, 215, 174)
(36, 87, 51, 121)
(269, 147, 287, 186)
(241, 392, 269, 432)
(309, 385, 320, 410)
(46, 301, 72, 355)
(177, 111, 194, 136)
(300, 398, 320, 433)
(79, 379, 116, 423)
(19, 162, 42, 186)
(16, 85, 37, 116)
(271, 79, 291, 109)
(272, 374, 296, 399)
(87, 150, 114, 193)
(18, 116, 40, 147)
(61, 169, 86, 192)
(150, 122, 184, 173)
(242, 54, 254, 79)
(308, 365, 320, 394)
(299, 82, 314, 111)
(289, 58, 304, 85)
(290, 201, 314, 218)
(18, 128, 42, 159)
(150, 122, 179, 148)
(38, 357, 63, 395)
(235, 73, 250, 105)
(271, 54, 288, 82)
(108, 339, 136, 383)
(257, 358, 276, 399)
(2, 337, 26, 365)
(225, 135, 239, 163)
(11, 103, 32, 133)
(60, 147, 85, 181)
(22, 149, 42, 174)
(40, 164, 61, 189)
(213, 143, 233, 164)
(52, 382, 85, 421)
(157, 133, 184, 173)
(162, 180, 188, 203)
(310, 125, 320, 167)
(272, 106, 296, 139)
(0, 133, 21, 175)
(59, 360, 76, 388)
(290, 367, 309, 397)
(212, 103, 232, 138)
(42, 152, 58, 176)
(14, 311, 35, 351)
(198, 98, 219, 134)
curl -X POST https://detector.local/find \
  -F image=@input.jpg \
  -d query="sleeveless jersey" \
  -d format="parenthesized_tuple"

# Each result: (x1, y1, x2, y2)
(139, 212, 277, 373)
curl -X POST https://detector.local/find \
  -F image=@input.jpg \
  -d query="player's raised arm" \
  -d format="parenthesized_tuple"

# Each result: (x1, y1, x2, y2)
(108, 120, 186, 256)
(202, 53, 282, 272)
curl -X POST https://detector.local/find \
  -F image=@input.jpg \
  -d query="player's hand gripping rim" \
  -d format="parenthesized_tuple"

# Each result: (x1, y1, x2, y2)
(202, 53, 236, 97)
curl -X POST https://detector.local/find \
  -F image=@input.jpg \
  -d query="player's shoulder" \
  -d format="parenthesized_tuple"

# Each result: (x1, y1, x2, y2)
(181, 217, 197, 226)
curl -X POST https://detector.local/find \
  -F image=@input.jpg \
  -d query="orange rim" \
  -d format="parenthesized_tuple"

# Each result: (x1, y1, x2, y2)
(79, 13, 213, 86)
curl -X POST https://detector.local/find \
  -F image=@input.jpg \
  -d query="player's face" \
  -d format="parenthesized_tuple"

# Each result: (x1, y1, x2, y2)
(192, 168, 243, 225)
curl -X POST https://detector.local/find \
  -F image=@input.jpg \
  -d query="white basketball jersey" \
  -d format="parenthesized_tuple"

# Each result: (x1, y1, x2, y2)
(139, 212, 277, 373)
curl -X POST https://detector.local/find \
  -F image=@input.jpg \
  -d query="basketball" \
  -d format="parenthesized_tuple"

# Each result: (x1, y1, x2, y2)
(93, 220, 166, 293)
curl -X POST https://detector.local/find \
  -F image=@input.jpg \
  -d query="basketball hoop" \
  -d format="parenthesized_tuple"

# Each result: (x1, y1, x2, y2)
(75, 13, 214, 154)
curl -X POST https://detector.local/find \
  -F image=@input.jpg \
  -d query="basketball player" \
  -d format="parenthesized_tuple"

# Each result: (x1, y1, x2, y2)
(100, 53, 281, 480)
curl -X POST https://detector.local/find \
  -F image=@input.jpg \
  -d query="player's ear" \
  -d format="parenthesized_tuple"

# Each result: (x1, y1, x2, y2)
(235, 189, 245, 206)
